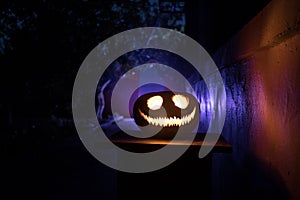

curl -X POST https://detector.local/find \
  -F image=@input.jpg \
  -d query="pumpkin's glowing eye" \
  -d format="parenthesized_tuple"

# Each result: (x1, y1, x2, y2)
(172, 94, 189, 109)
(147, 95, 163, 110)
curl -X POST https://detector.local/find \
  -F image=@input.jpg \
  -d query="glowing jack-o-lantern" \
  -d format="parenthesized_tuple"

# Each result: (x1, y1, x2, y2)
(133, 91, 199, 139)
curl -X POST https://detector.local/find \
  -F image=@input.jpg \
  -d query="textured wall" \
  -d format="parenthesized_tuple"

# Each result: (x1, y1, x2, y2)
(193, 0, 300, 199)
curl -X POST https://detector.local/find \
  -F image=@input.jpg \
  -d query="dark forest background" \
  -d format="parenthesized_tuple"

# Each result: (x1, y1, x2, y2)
(0, 0, 270, 146)
(0, 1, 271, 199)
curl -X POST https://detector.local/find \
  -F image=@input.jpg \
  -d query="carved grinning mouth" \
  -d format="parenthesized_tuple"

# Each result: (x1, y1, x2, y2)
(138, 107, 196, 127)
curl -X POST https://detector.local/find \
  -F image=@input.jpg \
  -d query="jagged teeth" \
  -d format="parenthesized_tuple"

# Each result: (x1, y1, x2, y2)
(139, 107, 196, 127)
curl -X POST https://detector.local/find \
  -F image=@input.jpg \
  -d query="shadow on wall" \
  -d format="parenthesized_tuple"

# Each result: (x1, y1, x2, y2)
(194, 60, 294, 199)
(212, 153, 292, 200)
(194, 0, 300, 199)
(216, 61, 292, 199)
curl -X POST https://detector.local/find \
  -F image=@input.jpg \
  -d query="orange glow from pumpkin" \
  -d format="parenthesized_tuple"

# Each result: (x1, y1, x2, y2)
(172, 94, 189, 109)
(147, 95, 163, 110)
(139, 107, 196, 127)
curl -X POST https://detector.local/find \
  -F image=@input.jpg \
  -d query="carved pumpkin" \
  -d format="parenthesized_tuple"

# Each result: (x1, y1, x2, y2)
(133, 91, 199, 139)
